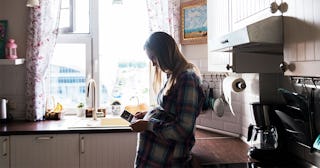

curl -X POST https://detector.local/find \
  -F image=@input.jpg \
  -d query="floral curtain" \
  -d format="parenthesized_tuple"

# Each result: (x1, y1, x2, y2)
(146, 0, 181, 43)
(25, 0, 61, 121)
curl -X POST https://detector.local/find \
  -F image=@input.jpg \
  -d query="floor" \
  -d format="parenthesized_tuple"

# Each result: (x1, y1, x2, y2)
(192, 128, 252, 165)
(192, 128, 314, 168)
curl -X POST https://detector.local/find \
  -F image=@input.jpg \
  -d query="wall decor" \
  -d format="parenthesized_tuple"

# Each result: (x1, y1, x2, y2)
(0, 20, 8, 59)
(180, 0, 207, 45)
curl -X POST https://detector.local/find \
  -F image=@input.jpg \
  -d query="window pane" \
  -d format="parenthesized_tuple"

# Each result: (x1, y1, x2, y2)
(59, 0, 90, 34)
(46, 43, 87, 109)
(98, 0, 150, 107)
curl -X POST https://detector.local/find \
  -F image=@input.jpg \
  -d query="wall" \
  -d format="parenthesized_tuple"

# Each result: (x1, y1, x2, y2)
(0, 0, 28, 120)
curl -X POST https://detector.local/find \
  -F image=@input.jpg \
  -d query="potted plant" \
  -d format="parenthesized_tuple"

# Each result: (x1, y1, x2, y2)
(77, 102, 85, 117)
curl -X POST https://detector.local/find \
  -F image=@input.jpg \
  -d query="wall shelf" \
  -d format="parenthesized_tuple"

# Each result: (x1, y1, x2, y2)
(0, 58, 25, 65)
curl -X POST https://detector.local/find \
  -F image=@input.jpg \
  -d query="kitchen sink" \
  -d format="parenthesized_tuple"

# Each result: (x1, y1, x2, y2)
(68, 117, 130, 129)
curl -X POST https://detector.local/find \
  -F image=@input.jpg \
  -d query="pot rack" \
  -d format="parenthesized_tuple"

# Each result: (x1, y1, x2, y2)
(290, 76, 320, 89)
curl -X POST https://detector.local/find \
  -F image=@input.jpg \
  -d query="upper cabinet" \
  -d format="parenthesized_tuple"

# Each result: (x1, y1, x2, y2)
(231, 0, 284, 31)
(282, 0, 320, 77)
(208, 0, 284, 73)
(207, 0, 232, 72)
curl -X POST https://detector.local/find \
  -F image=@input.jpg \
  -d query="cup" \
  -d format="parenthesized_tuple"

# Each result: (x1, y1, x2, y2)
(111, 105, 121, 115)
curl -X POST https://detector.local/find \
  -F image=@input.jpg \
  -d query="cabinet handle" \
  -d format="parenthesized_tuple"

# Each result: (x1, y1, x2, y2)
(270, 2, 288, 14)
(280, 61, 295, 72)
(2, 138, 8, 156)
(220, 39, 229, 44)
(226, 64, 233, 71)
(35, 136, 53, 140)
(80, 137, 85, 154)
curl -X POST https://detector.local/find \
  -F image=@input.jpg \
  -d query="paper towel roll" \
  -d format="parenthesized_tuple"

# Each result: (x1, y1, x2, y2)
(222, 76, 246, 116)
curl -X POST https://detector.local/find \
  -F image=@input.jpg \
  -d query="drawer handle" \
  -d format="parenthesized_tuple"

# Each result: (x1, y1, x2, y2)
(2, 138, 8, 156)
(220, 39, 229, 44)
(35, 136, 53, 140)
(80, 137, 85, 154)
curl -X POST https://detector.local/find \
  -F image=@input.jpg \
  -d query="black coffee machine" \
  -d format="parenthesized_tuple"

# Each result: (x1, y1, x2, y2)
(247, 102, 284, 162)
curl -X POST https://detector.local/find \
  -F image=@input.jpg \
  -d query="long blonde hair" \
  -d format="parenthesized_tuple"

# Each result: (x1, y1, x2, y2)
(144, 32, 201, 94)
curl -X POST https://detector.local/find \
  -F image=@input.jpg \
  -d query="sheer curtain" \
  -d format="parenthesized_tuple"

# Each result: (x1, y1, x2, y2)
(146, 0, 181, 43)
(25, 0, 61, 121)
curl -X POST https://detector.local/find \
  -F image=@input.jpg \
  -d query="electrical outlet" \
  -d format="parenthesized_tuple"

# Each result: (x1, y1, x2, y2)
(8, 100, 16, 110)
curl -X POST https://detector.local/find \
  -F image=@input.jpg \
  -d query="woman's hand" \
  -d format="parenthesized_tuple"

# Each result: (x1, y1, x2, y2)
(134, 111, 147, 119)
(130, 120, 148, 132)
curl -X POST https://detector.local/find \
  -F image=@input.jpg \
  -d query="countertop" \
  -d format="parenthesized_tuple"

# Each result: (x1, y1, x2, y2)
(0, 116, 132, 136)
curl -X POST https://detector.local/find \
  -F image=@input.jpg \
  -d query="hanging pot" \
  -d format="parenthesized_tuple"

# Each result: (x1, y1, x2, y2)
(214, 79, 225, 117)
(202, 80, 210, 111)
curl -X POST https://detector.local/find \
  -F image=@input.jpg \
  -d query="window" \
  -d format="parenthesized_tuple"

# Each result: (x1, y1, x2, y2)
(47, 0, 150, 113)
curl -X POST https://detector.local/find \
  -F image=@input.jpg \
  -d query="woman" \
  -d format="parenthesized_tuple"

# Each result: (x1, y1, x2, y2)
(130, 32, 205, 168)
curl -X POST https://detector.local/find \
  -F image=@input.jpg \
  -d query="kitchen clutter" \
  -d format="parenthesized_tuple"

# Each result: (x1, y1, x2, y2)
(201, 74, 246, 117)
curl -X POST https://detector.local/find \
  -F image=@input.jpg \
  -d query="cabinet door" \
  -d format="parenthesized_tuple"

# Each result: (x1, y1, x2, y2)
(207, 0, 232, 72)
(0, 136, 9, 168)
(10, 134, 80, 168)
(283, 0, 320, 76)
(231, 0, 283, 30)
(80, 132, 137, 168)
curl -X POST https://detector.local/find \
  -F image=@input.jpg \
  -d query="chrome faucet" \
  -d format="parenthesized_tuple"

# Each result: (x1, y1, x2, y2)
(87, 79, 97, 120)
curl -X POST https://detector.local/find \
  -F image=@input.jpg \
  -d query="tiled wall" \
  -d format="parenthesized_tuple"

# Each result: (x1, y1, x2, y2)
(0, 65, 26, 120)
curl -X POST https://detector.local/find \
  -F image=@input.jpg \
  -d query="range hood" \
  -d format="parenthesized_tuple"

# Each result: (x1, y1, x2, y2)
(209, 16, 283, 54)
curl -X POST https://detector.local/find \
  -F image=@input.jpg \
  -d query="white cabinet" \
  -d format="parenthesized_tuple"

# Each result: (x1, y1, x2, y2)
(0, 136, 9, 168)
(207, 0, 283, 73)
(207, 0, 232, 72)
(231, 0, 283, 30)
(79, 132, 137, 168)
(283, 0, 320, 77)
(10, 134, 80, 168)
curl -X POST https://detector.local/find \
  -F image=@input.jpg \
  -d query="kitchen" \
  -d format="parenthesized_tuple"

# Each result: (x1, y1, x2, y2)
(1, 0, 320, 168)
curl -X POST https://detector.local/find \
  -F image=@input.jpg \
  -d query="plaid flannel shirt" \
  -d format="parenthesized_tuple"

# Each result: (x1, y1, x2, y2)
(135, 69, 205, 168)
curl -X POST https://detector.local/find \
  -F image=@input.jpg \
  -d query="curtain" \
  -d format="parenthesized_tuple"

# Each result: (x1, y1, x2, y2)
(146, 0, 181, 43)
(25, 0, 61, 121)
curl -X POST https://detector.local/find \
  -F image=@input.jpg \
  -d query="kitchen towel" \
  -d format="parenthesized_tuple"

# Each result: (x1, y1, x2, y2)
(222, 76, 246, 116)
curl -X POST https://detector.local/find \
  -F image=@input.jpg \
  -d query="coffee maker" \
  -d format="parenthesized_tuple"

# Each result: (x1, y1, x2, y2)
(247, 103, 282, 161)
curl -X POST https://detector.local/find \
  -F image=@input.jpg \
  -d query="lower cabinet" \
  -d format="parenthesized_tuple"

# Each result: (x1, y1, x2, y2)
(79, 132, 137, 168)
(10, 134, 80, 168)
(8, 132, 137, 168)
(0, 136, 9, 168)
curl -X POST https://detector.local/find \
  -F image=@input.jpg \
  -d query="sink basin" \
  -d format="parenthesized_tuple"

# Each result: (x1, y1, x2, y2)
(68, 117, 130, 129)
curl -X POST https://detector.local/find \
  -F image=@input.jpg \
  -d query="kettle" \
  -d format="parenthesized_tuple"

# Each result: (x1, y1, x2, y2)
(0, 99, 8, 120)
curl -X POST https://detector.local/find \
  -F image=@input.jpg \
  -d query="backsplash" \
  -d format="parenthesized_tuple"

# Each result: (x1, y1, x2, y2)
(0, 65, 26, 120)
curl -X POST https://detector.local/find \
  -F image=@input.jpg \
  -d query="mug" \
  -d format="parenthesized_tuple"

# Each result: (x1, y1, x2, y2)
(111, 105, 121, 115)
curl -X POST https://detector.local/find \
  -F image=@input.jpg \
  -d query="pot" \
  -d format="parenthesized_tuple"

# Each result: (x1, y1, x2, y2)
(214, 80, 225, 117)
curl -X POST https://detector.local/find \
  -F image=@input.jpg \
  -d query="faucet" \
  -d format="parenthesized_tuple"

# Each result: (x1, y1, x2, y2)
(87, 79, 97, 120)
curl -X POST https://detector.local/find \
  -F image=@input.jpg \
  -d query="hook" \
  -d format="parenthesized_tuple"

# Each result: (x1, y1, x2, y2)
(311, 78, 317, 88)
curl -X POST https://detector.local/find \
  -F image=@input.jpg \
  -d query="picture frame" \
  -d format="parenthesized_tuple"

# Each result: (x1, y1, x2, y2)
(0, 20, 8, 59)
(180, 0, 207, 45)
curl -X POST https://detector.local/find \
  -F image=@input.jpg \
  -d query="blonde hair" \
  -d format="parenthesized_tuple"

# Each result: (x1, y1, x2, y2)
(144, 32, 201, 94)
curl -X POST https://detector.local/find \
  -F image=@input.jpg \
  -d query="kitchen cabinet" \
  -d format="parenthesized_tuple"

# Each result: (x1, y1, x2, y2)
(231, 0, 284, 31)
(0, 136, 9, 168)
(282, 0, 320, 77)
(207, 0, 283, 73)
(79, 132, 137, 168)
(207, 0, 232, 72)
(10, 134, 80, 168)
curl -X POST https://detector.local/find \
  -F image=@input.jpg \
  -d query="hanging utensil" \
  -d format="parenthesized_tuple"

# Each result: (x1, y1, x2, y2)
(214, 77, 225, 117)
